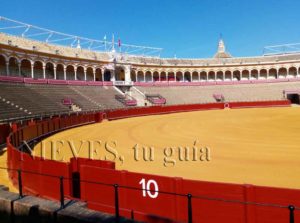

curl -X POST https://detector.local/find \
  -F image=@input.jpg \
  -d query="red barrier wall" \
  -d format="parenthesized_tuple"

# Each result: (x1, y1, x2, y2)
(0, 124, 10, 144)
(78, 165, 300, 223)
(6, 101, 299, 223)
(107, 103, 226, 120)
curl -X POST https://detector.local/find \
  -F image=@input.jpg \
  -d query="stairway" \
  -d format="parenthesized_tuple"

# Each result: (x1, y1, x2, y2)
(129, 87, 149, 106)
(69, 86, 102, 108)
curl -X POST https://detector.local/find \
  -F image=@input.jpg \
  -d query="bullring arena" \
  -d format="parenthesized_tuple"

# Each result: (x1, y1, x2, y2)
(0, 16, 300, 223)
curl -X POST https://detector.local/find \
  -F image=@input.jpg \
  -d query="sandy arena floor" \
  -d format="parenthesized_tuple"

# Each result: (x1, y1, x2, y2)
(1, 107, 300, 190)
(0, 149, 17, 192)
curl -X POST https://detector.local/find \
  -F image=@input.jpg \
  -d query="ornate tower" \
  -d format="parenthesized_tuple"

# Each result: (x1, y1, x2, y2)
(214, 37, 232, 58)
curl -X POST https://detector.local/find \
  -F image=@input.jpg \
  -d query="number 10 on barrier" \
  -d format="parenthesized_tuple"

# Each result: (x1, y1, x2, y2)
(139, 179, 159, 198)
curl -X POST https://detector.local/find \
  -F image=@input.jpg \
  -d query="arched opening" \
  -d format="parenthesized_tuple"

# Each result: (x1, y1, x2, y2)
(288, 67, 297, 78)
(45, 62, 55, 79)
(0, 55, 6, 76)
(115, 66, 125, 81)
(76, 66, 85, 81)
(250, 70, 258, 80)
(104, 69, 111, 81)
(192, 71, 199, 82)
(176, 71, 183, 82)
(153, 71, 159, 82)
(131, 70, 136, 82)
(20, 59, 32, 77)
(168, 72, 175, 81)
(160, 71, 167, 81)
(241, 70, 250, 80)
(137, 71, 144, 82)
(56, 64, 64, 80)
(216, 71, 223, 81)
(269, 68, 277, 79)
(260, 69, 267, 79)
(33, 61, 43, 79)
(86, 67, 94, 81)
(233, 70, 240, 81)
(278, 67, 287, 79)
(200, 71, 207, 81)
(145, 71, 152, 82)
(184, 72, 191, 82)
(66, 65, 75, 80)
(9, 57, 19, 76)
(225, 71, 231, 81)
(208, 71, 215, 81)
(96, 68, 102, 81)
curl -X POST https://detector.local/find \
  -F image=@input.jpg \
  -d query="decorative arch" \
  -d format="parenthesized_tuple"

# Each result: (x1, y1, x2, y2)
(131, 70, 136, 82)
(184, 71, 191, 82)
(20, 59, 32, 77)
(269, 68, 277, 79)
(137, 71, 144, 82)
(192, 71, 199, 82)
(225, 71, 231, 81)
(66, 65, 75, 80)
(153, 71, 159, 82)
(160, 71, 167, 81)
(0, 54, 7, 76)
(208, 71, 215, 81)
(8, 57, 19, 76)
(145, 71, 152, 82)
(288, 67, 297, 78)
(33, 61, 44, 79)
(86, 67, 94, 81)
(56, 64, 64, 80)
(115, 66, 125, 81)
(250, 69, 258, 80)
(103, 69, 111, 81)
(241, 70, 250, 80)
(260, 69, 267, 79)
(95, 68, 102, 81)
(200, 71, 207, 81)
(176, 71, 183, 82)
(45, 62, 55, 79)
(278, 67, 287, 79)
(233, 70, 240, 81)
(168, 71, 175, 81)
(76, 66, 85, 81)
(216, 71, 223, 81)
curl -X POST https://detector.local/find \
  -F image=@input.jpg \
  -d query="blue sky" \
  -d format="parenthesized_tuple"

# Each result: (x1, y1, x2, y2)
(1, 0, 300, 58)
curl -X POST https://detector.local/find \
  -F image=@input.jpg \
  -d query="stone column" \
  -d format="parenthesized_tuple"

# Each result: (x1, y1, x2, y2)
(110, 69, 116, 81)
(30, 61, 34, 78)
(84, 67, 87, 81)
(6, 61, 9, 76)
(63, 66, 67, 80)
(93, 68, 96, 81)
(124, 65, 131, 82)
(74, 67, 77, 80)
(43, 64, 46, 79)
(18, 63, 21, 77)
(53, 65, 57, 80)
(101, 68, 105, 81)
